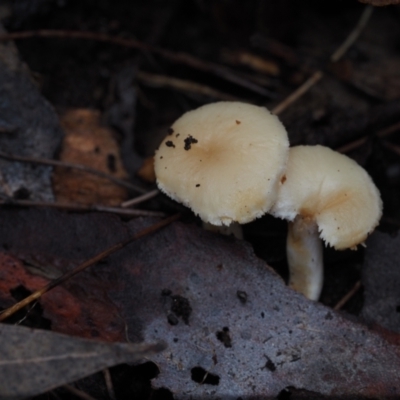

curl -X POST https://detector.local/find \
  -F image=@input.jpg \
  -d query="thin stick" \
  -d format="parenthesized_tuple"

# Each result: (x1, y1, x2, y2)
(336, 119, 400, 153)
(137, 71, 239, 101)
(333, 280, 362, 310)
(330, 6, 373, 63)
(272, 71, 323, 115)
(335, 136, 368, 154)
(0, 151, 146, 194)
(0, 213, 180, 322)
(0, 30, 271, 97)
(381, 140, 400, 157)
(272, 5, 373, 115)
(103, 369, 117, 400)
(0, 198, 165, 217)
(121, 189, 159, 208)
(63, 385, 97, 400)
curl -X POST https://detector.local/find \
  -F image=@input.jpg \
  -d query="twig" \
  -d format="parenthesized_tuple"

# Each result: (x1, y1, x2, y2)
(137, 70, 239, 101)
(16, 300, 39, 325)
(63, 385, 97, 400)
(0, 213, 180, 322)
(272, 5, 373, 115)
(333, 280, 362, 310)
(0, 151, 146, 194)
(330, 6, 374, 63)
(381, 140, 400, 157)
(335, 136, 368, 154)
(103, 369, 117, 400)
(0, 198, 165, 217)
(336, 119, 400, 153)
(272, 71, 323, 115)
(0, 30, 272, 97)
(121, 189, 159, 208)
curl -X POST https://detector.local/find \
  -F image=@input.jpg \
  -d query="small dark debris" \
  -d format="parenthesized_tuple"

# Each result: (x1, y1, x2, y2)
(165, 141, 175, 148)
(94, 146, 100, 153)
(277, 388, 291, 400)
(396, 305, 400, 313)
(212, 353, 218, 365)
(324, 312, 333, 320)
(216, 327, 232, 348)
(167, 127, 174, 135)
(107, 153, 116, 172)
(161, 289, 172, 296)
(184, 135, 198, 151)
(261, 312, 265, 318)
(171, 295, 192, 325)
(280, 175, 287, 184)
(13, 187, 31, 200)
(237, 290, 248, 304)
(191, 367, 220, 385)
(167, 313, 179, 326)
(236, 120, 241, 124)
(291, 354, 301, 362)
(173, 338, 178, 343)
(196, 184, 200, 187)
(176, 133, 180, 137)
(263, 355, 276, 372)
(160, 156, 163, 159)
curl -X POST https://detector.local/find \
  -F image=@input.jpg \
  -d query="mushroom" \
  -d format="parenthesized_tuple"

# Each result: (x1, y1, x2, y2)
(154, 101, 289, 236)
(271, 145, 382, 300)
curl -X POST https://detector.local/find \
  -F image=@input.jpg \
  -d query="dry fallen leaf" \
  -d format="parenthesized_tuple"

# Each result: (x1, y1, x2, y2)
(0, 323, 164, 399)
(0, 33, 62, 202)
(53, 108, 129, 206)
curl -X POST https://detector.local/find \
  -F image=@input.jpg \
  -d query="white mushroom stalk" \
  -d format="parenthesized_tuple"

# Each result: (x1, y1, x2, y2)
(271, 145, 382, 300)
(154, 101, 289, 236)
(286, 216, 323, 300)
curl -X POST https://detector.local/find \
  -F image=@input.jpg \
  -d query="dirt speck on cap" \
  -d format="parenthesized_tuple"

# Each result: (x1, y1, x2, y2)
(166, 141, 175, 148)
(184, 135, 198, 151)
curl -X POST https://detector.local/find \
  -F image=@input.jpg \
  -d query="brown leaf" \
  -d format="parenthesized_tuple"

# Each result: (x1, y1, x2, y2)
(0, 323, 164, 399)
(136, 156, 156, 183)
(0, 252, 126, 341)
(53, 109, 129, 206)
(0, 209, 399, 398)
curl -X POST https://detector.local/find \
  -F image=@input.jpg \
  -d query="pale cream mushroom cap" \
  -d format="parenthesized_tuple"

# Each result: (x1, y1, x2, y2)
(154, 101, 289, 226)
(271, 145, 383, 249)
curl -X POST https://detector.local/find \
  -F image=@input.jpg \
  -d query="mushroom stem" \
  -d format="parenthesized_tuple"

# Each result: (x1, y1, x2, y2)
(287, 216, 323, 300)
(202, 221, 243, 240)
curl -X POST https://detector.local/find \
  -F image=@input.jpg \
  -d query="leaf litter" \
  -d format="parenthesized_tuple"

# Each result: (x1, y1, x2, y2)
(0, 209, 399, 398)
(1, 2, 400, 399)
(0, 323, 165, 400)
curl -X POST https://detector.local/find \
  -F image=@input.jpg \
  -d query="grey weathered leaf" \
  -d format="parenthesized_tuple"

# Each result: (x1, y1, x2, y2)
(0, 323, 165, 400)
(0, 24, 62, 202)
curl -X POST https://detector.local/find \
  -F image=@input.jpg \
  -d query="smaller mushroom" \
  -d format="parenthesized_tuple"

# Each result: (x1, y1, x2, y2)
(154, 101, 289, 235)
(271, 145, 382, 300)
